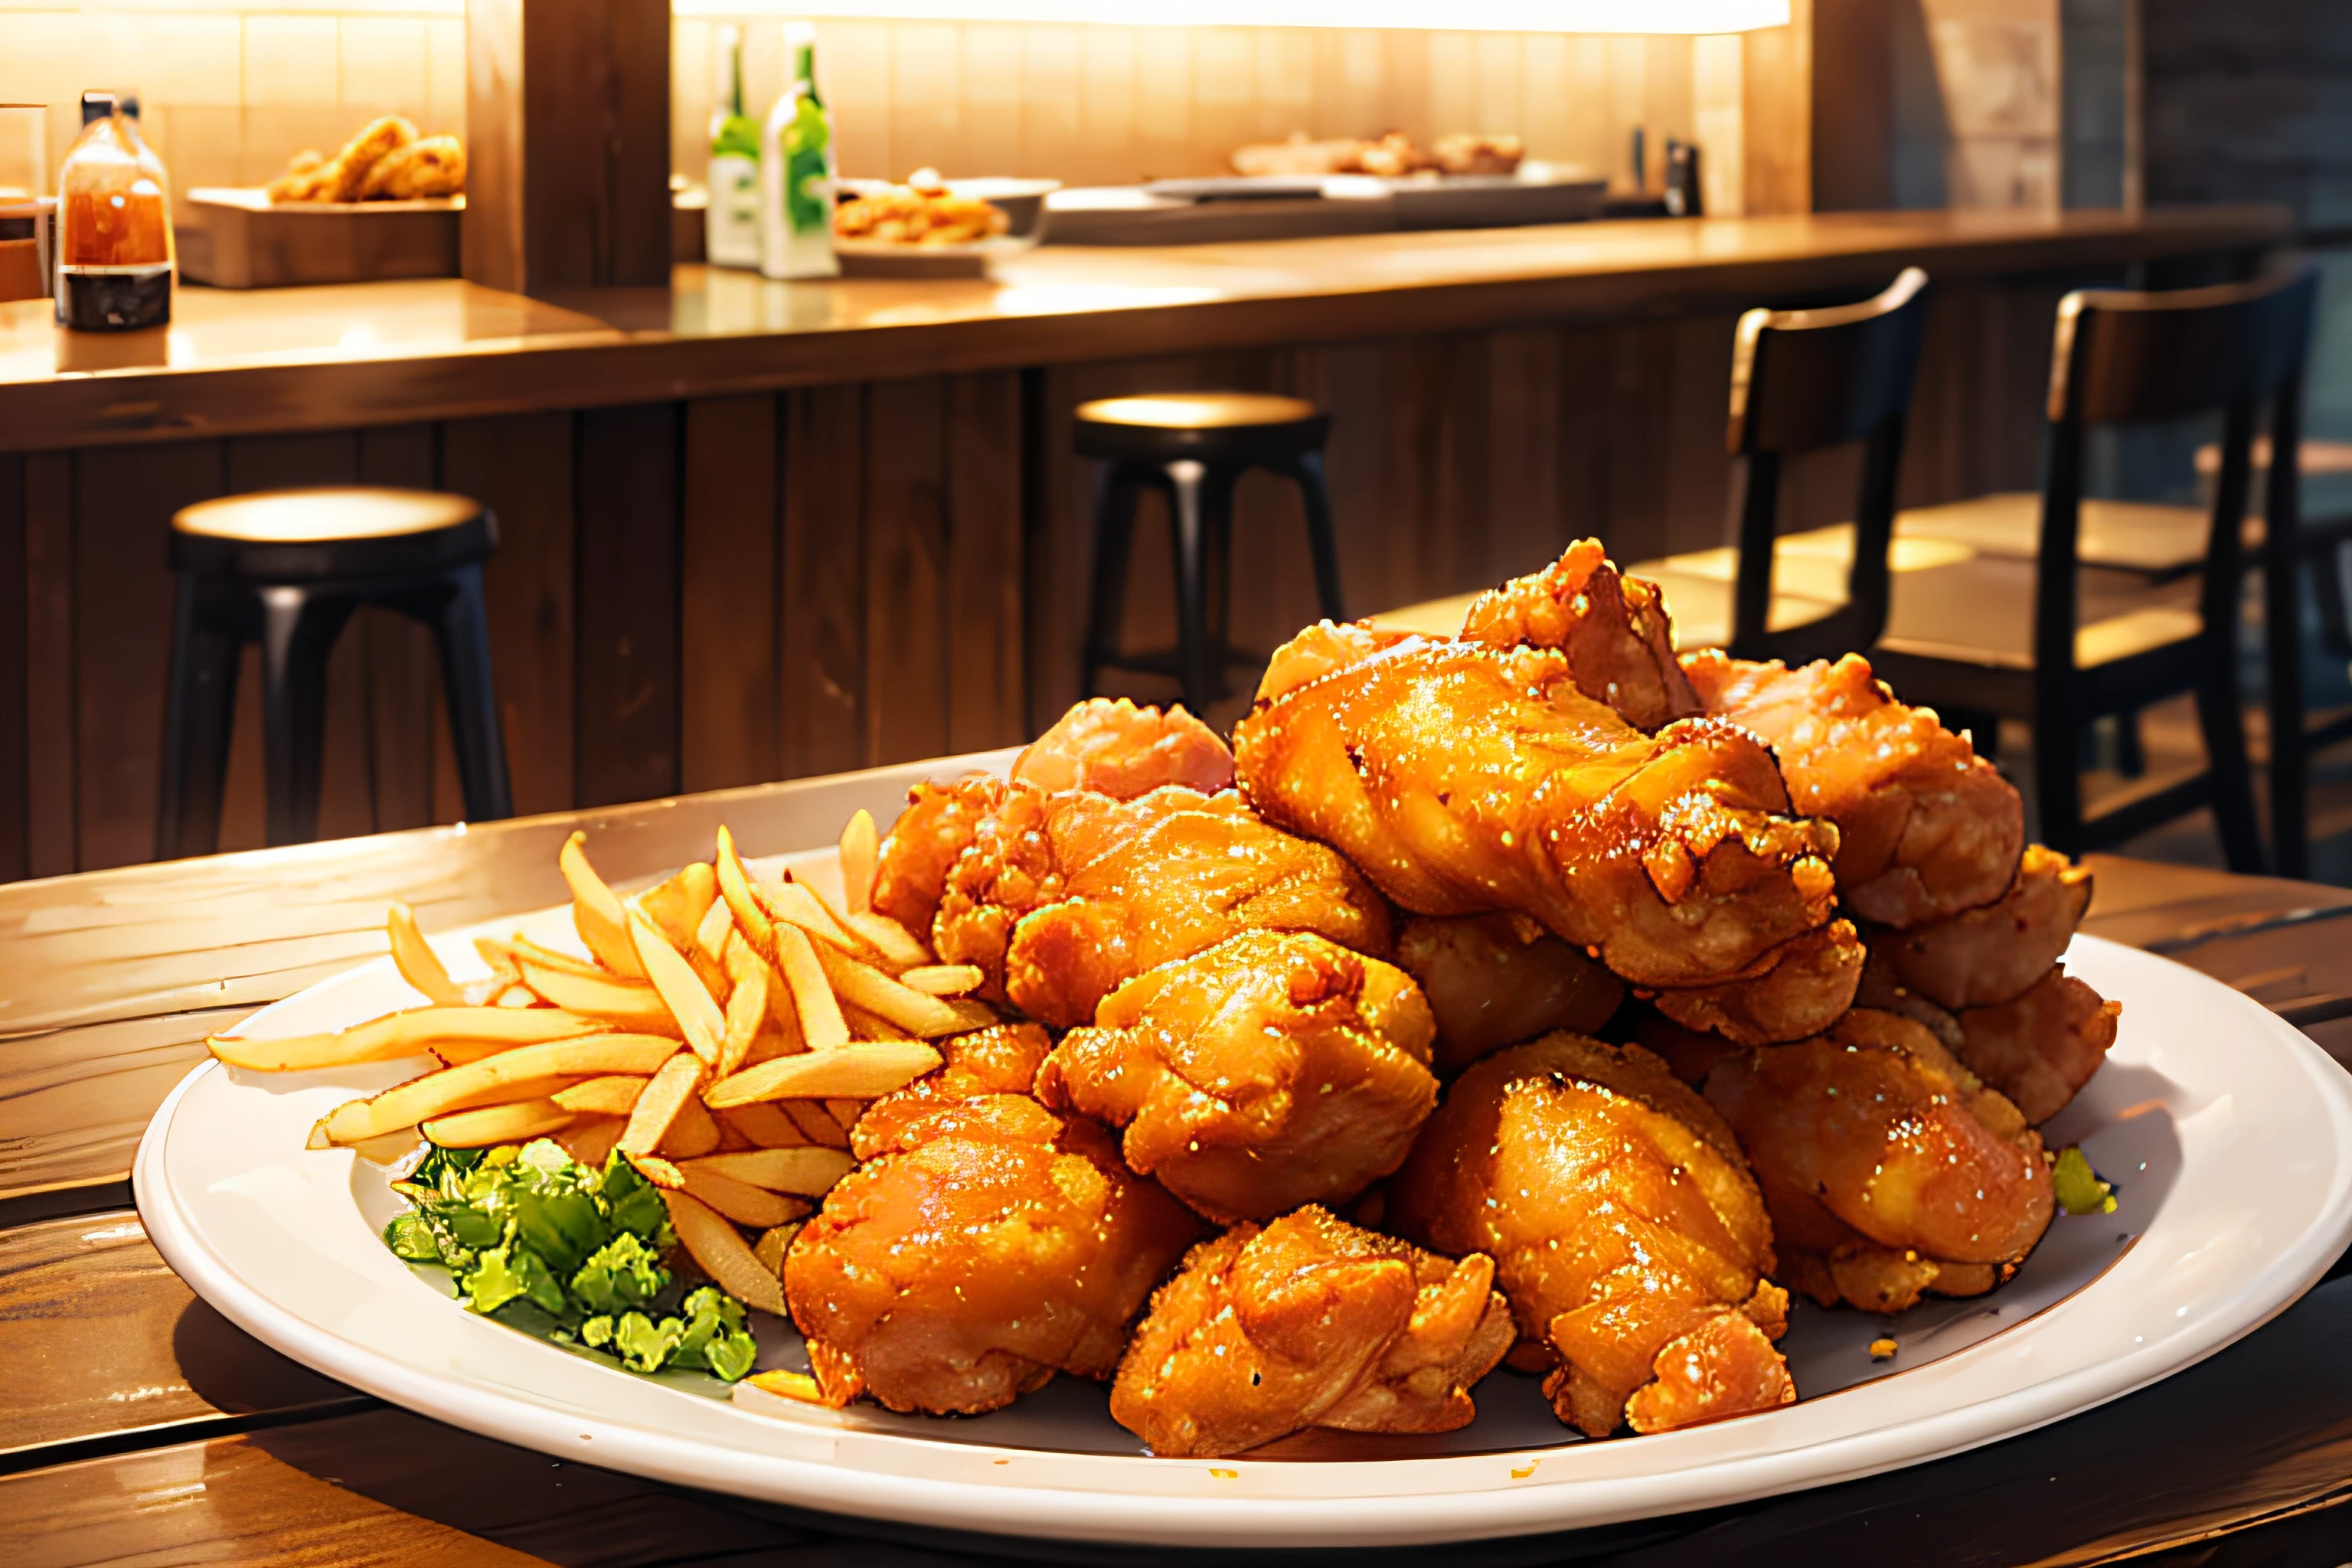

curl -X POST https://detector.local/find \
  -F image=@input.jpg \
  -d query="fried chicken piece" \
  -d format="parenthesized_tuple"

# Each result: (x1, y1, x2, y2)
(276, 115, 416, 204)
(935, 784, 1393, 1029)
(871, 773, 1005, 938)
(1233, 629, 1839, 990)
(787, 1026, 1200, 1416)
(1038, 931, 1438, 1222)
(265, 149, 328, 202)
(1394, 913, 1625, 1076)
(1869, 845, 2093, 1010)
(1954, 965, 2121, 1125)
(1651, 918, 1864, 1046)
(1681, 651, 2024, 928)
(1111, 1207, 1514, 1457)
(1701, 1009, 2053, 1314)
(1459, 540, 1702, 731)
(361, 132, 464, 199)
(1391, 1034, 1795, 1437)
(1011, 696, 1234, 799)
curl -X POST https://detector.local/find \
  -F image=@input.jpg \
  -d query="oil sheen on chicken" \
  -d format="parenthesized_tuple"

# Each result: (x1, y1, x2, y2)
(1111, 1206, 1515, 1457)
(1393, 913, 1625, 1076)
(933, 784, 1393, 1028)
(784, 1024, 1202, 1415)
(1701, 1009, 2055, 1314)
(1390, 1034, 1795, 1437)
(1867, 844, 2094, 1011)
(1233, 624, 1839, 991)
(1038, 930, 1439, 1222)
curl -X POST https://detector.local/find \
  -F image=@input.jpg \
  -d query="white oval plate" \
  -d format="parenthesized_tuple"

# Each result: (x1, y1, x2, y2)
(137, 897, 2352, 1550)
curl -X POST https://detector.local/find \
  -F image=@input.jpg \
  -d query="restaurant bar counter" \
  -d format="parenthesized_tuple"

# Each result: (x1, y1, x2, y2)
(0, 205, 2290, 883)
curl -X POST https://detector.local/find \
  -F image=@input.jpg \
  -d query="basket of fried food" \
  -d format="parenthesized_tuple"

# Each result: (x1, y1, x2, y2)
(217, 537, 2123, 1459)
(266, 115, 464, 204)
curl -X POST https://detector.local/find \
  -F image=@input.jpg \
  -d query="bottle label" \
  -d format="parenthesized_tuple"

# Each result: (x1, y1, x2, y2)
(783, 100, 831, 236)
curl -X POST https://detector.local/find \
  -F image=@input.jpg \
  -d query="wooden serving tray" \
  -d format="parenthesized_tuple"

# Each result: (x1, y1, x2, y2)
(177, 187, 462, 289)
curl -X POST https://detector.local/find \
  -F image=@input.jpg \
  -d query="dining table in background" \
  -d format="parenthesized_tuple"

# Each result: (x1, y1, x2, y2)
(4, 758, 2351, 1567)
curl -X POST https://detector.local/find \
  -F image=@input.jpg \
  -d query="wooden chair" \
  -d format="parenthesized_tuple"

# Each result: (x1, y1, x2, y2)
(1869, 269, 2319, 873)
(1626, 266, 1932, 663)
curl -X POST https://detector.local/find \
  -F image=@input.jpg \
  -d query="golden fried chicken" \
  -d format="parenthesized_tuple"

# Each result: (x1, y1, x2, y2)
(871, 772, 1004, 937)
(1681, 651, 2023, 929)
(1458, 539, 1702, 730)
(1112, 1207, 1514, 1457)
(1700, 1009, 2053, 1315)
(1393, 913, 1625, 1076)
(1233, 627, 1839, 991)
(1651, 919, 1864, 1046)
(1868, 845, 2093, 1010)
(1390, 1034, 1795, 1437)
(1038, 931, 1438, 1222)
(361, 132, 464, 199)
(1953, 966, 2121, 1125)
(786, 1025, 1200, 1416)
(934, 784, 1393, 1029)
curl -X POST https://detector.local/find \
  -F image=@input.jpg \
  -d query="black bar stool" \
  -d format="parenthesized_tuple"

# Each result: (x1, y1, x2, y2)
(1076, 392, 1344, 715)
(158, 485, 514, 855)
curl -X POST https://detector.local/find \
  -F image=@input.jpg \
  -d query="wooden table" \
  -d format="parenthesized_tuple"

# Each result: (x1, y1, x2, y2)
(5, 766, 2350, 1566)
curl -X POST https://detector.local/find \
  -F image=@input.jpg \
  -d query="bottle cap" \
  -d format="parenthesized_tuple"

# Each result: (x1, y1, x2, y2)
(119, 91, 143, 120)
(80, 91, 116, 126)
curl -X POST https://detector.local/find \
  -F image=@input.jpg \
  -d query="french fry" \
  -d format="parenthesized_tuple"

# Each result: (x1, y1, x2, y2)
(825, 1099, 866, 1132)
(629, 910, 727, 1066)
(719, 1102, 810, 1148)
(839, 808, 879, 916)
(557, 1116, 626, 1168)
(844, 911, 930, 973)
(629, 1152, 685, 1188)
(694, 893, 736, 965)
(812, 943, 988, 1040)
(387, 903, 464, 1005)
(705, 1040, 940, 1107)
(662, 1188, 787, 1316)
(770, 922, 850, 1052)
(750, 1222, 803, 1278)
(485, 935, 606, 979)
(421, 1099, 573, 1148)
(439, 1073, 583, 1113)
(619, 1050, 707, 1156)
(214, 1007, 606, 1074)
(515, 960, 681, 1034)
(756, 878, 864, 955)
(898, 964, 983, 997)
(312, 1034, 682, 1145)
(739, 1369, 826, 1406)
(640, 861, 719, 954)
(560, 832, 645, 978)
(729, 933, 808, 1057)
(552, 1074, 649, 1116)
(715, 826, 776, 959)
(472, 935, 525, 987)
(720, 965, 769, 1080)
(681, 1165, 809, 1228)
(659, 1093, 722, 1159)
(785, 1100, 851, 1148)
(684, 1147, 854, 1197)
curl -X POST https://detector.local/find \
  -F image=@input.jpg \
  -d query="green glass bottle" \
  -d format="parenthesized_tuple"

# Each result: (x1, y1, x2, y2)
(705, 24, 762, 269)
(760, 24, 837, 280)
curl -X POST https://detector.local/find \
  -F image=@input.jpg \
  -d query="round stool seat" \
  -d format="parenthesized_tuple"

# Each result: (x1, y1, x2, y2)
(1075, 392, 1328, 465)
(171, 486, 495, 582)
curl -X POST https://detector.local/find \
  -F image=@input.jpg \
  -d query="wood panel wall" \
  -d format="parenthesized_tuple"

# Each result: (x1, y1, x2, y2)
(0, 285, 2067, 882)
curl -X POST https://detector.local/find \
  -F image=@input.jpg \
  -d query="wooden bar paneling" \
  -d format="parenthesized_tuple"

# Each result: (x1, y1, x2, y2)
(779, 387, 868, 779)
(72, 443, 225, 873)
(945, 372, 1029, 757)
(574, 404, 683, 808)
(680, 397, 782, 795)
(442, 413, 575, 820)
(0, 453, 24, 886)
(26, 449, 70, 878)
(864, 377, 952, 768)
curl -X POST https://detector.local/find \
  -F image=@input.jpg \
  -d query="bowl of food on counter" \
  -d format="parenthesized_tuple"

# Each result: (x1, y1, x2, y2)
(831, 168, 1059, 278)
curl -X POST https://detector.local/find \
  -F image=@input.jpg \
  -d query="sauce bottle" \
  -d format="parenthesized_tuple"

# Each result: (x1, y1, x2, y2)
(706, 24, 763, 269)
(57, 91, 173, 331)
(760, 24, 837, 280)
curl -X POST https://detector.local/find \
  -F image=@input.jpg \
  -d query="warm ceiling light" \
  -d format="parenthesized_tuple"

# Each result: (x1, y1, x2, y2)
(674, 0, 1789, 31)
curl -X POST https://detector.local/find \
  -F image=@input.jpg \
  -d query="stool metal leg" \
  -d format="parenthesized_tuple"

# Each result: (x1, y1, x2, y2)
(1285, 449, 1346, 623)
(258, 586, 356, 848)
(1167, 459, 1214, 717)
(424, 564, 514, 822)
(1080, 462, 1146, 698)
(156, 574, 247, 860)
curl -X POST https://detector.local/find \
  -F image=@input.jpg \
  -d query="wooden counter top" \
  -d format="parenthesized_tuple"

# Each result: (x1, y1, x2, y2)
(0, 206, 2288, 452)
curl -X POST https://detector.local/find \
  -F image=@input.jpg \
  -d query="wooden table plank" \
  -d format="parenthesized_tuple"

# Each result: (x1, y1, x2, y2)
(0, 1210, 365, 1469)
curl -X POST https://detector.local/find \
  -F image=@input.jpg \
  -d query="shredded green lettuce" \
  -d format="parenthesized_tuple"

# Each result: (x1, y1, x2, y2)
(382, 1138, 759, 1380)
(2053, 1145, 2118, 1217)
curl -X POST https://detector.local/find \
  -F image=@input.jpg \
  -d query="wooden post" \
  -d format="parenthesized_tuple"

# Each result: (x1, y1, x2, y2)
(465, 0, 671, 294)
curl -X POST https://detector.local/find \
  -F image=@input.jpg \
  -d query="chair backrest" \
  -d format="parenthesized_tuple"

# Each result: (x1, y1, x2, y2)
(1722, 266, 1931, 663)
(2033, 268, 2318, 704)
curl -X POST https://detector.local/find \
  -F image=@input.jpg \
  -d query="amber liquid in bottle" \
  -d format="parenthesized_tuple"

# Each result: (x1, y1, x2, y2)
(56, 96, 172, 331)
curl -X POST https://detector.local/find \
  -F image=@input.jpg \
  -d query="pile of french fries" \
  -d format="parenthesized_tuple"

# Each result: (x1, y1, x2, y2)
(207, 812, 988, 1317)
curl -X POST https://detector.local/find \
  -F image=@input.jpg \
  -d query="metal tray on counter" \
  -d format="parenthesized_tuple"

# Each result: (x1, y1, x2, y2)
(1044, 166, 1606, 246)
